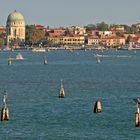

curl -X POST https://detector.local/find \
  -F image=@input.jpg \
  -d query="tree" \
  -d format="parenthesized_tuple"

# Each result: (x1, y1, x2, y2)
(96, 22, 109, 31)
(116, 32, 124, 37)
(0, 38, 4, 47)
(130, 25, 137, 34)
(0, 33, 5, 47)
(121, 24, 131, 33)
(84, 24, 96, 32)
(25, 25, 46, 45)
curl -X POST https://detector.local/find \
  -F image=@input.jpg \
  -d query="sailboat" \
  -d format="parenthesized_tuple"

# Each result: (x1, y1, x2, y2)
(1, 94, 9, 121)
(59, 80, 65, 98)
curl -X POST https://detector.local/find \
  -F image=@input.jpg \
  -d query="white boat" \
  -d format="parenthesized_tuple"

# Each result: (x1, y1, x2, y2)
(59, 80, 65, 98)
(32, 47, 46, 52)
(96, 54, 102, 57)
(16, 53, 24, 60)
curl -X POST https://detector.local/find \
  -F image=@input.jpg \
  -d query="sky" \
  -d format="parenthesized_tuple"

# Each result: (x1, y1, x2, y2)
(0, 0, 140, 28)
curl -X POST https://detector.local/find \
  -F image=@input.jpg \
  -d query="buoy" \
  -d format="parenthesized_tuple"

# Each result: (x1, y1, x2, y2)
(93, 100, 102, 113)
(1, 95, 9, 121)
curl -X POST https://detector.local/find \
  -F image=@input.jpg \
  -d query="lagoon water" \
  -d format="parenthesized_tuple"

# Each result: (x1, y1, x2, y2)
(0, 50, 140, 139)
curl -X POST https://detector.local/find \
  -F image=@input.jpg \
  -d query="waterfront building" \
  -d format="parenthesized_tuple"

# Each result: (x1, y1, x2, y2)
(133, 23, 140, 32)
(88, 36, 101, 45)
(91, 30, 116, 37)
(6, 10, 25, 47)
(0, 26, 6, 34)
(124, 34, 140, 45)
(48, 35, 63, 44)
(88, 36, 125, 46)
(53, 27, 65, 36)
(110, 26, 125, 32)
(102, 36, 125, 46)
(68, 26, 87, 35)
(35, 24, 47, 32)
(48, 35, 85, 45)
(63, 35, 85, 45)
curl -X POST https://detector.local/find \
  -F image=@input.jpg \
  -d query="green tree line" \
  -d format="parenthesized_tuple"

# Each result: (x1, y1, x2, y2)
(84, 22, 139, 34)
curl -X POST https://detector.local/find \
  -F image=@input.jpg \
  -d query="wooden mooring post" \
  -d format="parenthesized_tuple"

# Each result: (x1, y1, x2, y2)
(93, 100, 102, 113)
(134, 99, 140, 127)
(1, 94, 9, 121)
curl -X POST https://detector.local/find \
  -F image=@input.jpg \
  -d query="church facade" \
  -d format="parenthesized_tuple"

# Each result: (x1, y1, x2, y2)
(6, 10, 25, 46)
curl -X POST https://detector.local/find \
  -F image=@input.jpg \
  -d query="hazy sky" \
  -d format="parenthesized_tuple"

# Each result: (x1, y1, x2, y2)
(0, 0, 140, 27)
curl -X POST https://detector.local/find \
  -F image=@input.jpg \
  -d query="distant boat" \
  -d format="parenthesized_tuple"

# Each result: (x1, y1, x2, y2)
(16, 53, 24, 60)
(32, 47, 46, 52)
(59, 80, 65, 98)
(1, 94, 9, 121)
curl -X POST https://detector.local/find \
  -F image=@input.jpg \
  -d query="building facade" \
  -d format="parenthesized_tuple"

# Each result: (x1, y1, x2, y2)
(88, 36, 125, 46)
(6, 10, 25, 46)
(48, 35, 85, 45)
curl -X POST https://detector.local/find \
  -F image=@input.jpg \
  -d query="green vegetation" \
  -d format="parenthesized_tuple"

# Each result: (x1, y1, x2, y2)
(25, 25, 46, 46)
(0, 33, 5, 47)
(84, 22, 140, 34)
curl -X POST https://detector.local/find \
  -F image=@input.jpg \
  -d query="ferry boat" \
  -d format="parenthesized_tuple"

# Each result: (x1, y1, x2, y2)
(32, 47, 46, 52)
(59, 80, 65, 98)
(16, 53, 24, 60)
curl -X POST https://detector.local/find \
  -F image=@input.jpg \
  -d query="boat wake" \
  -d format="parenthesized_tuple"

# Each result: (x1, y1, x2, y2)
(116, 55, 132, 58)
(94, 54, 132, 58)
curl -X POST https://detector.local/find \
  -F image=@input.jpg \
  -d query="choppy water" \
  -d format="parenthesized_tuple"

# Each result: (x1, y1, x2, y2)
(0, 50, 140, 140)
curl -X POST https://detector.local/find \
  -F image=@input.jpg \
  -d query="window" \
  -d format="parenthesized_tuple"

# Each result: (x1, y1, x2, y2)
(14, 29, 16, 36)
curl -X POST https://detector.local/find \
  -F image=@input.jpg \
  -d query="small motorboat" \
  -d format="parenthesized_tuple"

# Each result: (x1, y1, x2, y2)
(16, 53, 24, 60)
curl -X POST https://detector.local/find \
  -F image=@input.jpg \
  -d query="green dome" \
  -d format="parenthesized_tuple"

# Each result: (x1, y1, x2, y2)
(7, 10, 25, 22)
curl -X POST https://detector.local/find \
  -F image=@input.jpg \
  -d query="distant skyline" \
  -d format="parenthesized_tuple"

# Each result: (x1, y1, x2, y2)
(0, 0, 140, 28)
